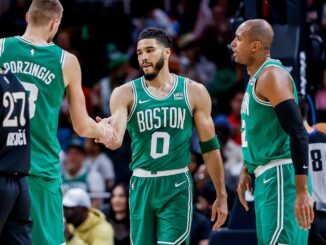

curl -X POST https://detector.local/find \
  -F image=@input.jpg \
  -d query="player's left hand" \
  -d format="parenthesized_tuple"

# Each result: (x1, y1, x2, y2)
(295, 191, 314, 230)
(211, 195, 228, 230)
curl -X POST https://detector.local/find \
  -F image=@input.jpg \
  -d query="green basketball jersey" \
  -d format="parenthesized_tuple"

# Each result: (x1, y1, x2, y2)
(241, 59, 298, 173)
(0, 36, 65, 179)
(61, 170, 89, 194)
(127, 74, 193, 171)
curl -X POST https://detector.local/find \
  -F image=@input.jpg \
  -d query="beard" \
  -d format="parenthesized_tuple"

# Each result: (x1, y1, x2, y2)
(143, 56, 164, 81)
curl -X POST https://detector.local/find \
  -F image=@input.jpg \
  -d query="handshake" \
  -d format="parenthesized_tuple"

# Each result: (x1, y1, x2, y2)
(94, 116, 119, 149)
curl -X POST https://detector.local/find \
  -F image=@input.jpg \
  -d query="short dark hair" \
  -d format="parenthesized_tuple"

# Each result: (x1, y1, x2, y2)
(298, 93, 309, 119)
(138, 27, 172, 48)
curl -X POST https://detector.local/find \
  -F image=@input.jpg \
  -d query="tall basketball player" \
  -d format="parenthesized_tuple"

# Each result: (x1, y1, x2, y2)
(0, 1, 112, 244)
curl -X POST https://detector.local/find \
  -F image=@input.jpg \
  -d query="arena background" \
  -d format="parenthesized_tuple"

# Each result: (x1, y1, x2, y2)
(0, 0, 325, 244)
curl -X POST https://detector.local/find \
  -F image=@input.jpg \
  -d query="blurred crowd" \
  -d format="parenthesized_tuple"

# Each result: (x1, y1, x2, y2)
(1, 0, 326, 244)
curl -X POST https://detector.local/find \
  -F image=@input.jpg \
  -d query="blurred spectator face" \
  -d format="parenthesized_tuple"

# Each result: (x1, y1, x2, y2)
(111, 185, 128, 214)
(64, 206, 87, 226)
(84, 138, 100, 155)
(56, 30, 71, 50)
(230, 91, 244, 115)
(65, 147, 85, 174)
(112, 62, 130, 83)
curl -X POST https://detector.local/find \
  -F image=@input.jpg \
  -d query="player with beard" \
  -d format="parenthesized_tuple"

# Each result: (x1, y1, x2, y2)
(0, 0, 113, 244)
(98, 27, 228, 245)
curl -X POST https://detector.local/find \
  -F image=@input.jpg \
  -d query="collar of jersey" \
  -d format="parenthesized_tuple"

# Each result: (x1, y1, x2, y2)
(141, 73, 177, 100)
(16, 36, 55, 47)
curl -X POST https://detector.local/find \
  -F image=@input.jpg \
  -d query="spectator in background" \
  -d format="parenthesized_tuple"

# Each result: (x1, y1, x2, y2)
(84, 138, 115, 191)
(178, 33, 216, 86)
(315, 68, 326, 111)
(91, 43, 139, 117)
(63, 188, 114, 245)
(227, 89, 244, 145)
(105, 183, 130, 245)
(61, 138, 105, 208)
(214, 115, 242, 196)
(190, 208, 211, 245)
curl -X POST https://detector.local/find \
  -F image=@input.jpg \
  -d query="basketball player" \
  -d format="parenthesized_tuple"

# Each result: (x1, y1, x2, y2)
(299, 94, 326, 244)
(0, 1, 113, 244)
(100, 27, 228, 244)
(233, 19, 314, 244)
(0, 69, 31, 244)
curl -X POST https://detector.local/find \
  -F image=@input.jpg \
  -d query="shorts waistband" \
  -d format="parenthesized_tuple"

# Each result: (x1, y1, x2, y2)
(254, 158, 292, 178)
(133, 167, 188, 177)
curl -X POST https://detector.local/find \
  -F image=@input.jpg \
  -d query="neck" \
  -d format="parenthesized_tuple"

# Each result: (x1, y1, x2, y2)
(22, 25, 50, 44)
(115, 212, 127, 221)
(303, 120, 314, 133)
(144, 66, 173, 90)
(247, 53, 271, 77)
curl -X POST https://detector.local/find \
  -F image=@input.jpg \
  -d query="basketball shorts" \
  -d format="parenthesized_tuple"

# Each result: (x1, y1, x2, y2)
(129, 168, 193, 245)
(254, 163, 310, 245)
(28, 176, 65, 245)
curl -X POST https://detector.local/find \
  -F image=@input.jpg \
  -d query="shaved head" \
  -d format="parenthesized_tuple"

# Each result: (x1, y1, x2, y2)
(241, 19, 274, 50)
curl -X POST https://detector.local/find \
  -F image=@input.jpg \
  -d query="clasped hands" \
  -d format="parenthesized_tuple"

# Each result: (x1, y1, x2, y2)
(94, 116, 116, 148)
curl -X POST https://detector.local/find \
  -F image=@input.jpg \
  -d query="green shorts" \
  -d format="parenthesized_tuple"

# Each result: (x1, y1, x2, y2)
(254, 163, 309, 245)
(129, 169, 193, 245)
(28, 176, 65, 245)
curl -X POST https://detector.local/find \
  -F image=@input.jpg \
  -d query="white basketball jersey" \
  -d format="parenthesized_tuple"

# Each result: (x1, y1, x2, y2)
(308, 130, 326, 203)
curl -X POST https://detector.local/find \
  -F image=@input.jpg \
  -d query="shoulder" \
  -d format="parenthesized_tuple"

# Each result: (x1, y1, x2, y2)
(187, 79, 211, 108)
(112, 82, 133, 97)
(63, 51, 79, 68)
(258, 65, 291, 86)
(187, 79, 209, 96)
(110, 81, 134, 107)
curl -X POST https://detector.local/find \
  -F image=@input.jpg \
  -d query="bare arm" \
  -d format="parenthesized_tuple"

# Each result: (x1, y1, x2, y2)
(63, 52, 108, 140)
(104, 83, 133, 150)
(188, 81, 228, 230)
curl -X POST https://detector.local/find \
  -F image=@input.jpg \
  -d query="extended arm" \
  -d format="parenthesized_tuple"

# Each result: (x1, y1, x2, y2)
(189, 81, 228, 230)
(63, 52, 110, 142)
(103, 83, 133, 150)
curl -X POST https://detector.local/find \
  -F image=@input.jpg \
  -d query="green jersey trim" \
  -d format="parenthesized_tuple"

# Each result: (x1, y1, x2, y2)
(141, 74, 177, 100)
(15, 36, 55, 47)
(184, 78, 193, 116)
(127, 81, 137, 122)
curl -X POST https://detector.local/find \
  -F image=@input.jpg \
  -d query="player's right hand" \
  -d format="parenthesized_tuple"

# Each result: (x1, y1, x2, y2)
(237, 166, 252, 211)
(95, 116, 116, 148)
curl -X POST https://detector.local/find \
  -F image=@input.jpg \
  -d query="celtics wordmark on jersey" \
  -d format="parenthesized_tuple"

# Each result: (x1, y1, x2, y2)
(0, 36, 65, 179)
(127, 75, 193, 171)
(241, 59, 297, 173)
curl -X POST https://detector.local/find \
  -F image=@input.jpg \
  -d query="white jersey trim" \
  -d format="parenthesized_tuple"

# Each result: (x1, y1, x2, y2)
(141, 74, 177, 100)
(127, 81, 137, 122)
(184, 78, 193, 116)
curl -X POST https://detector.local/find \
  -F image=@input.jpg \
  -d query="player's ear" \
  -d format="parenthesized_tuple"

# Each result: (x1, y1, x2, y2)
(252, 40, 261, 52)
(164, 47, 171, 60)
(25, 12, 29, 23)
